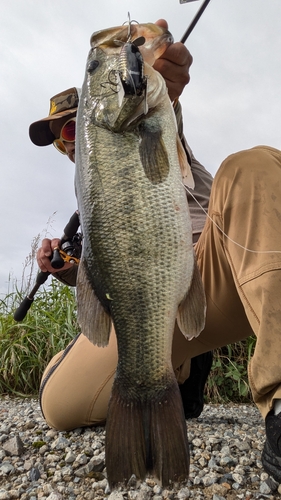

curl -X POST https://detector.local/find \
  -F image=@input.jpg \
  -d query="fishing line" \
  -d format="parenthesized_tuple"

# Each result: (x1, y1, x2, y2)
(182, 183, 281, 255)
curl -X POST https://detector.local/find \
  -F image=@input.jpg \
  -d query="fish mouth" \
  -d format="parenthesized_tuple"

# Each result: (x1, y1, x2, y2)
(90, 22, 174, 63)
(85, 22, 174, 129)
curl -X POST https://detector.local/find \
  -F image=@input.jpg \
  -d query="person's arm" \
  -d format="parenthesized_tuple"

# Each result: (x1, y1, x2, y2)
(53, 266, 78, 286)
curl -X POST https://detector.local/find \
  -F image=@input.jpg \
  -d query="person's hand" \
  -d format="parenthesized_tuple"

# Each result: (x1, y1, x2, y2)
(37, 238, 73, 273)
(154, 19, 193, 101)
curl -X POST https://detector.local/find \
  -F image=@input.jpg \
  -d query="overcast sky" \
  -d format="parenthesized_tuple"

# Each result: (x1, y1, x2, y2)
(1, 0, 281, 297)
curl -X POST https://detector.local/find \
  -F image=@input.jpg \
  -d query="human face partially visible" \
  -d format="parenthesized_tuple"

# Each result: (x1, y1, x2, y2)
(50, 114, 76, 163)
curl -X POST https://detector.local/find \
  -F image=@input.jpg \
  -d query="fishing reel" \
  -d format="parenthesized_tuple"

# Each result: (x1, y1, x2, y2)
(51, 232, 82, 269)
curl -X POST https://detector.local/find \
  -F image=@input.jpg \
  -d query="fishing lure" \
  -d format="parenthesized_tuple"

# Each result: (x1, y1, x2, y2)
(116, 13, 147, 98)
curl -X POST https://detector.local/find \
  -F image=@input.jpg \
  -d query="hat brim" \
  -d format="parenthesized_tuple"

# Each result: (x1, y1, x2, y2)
(29, 107, 77, 146)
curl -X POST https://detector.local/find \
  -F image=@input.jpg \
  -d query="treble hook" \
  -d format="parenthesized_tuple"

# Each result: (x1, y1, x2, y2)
(127, 12, 132, 41)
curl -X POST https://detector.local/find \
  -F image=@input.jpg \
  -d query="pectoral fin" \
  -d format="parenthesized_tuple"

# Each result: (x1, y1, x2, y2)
(177, 135, 194, 189)
(139, 126, 169, 184)
(76, 259, 112, 347)
(177, 255, 206, 340)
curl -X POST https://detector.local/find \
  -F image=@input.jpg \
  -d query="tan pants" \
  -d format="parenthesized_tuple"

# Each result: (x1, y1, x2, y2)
(40, 146, 281, 430)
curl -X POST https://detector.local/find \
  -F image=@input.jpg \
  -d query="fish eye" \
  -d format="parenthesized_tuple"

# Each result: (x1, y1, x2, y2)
(133, 36, 145, 47)
(87, 60, 99, 74)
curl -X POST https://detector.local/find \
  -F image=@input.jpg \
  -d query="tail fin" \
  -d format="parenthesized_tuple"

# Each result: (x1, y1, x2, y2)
(105, 378, 189, 488)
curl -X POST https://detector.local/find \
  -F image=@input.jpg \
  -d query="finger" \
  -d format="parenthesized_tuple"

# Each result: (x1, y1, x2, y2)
(40, 238, 54, 257)
(160, 43, 193, 67)
(36, 247, 50, 272)
(37, 239, 61, 272)
(50, 238, 61, 252)
(155, 19, 168, 30)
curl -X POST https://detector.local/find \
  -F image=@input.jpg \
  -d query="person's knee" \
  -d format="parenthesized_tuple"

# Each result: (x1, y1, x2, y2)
(216, 146, 281, 186)
(210, 146, 281, 212)
(41, 396, 107, 431)
(40, 368, 115, 431)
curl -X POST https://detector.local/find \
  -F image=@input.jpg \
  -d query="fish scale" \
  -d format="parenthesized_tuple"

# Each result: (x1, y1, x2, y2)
(75, 22, 206, 488)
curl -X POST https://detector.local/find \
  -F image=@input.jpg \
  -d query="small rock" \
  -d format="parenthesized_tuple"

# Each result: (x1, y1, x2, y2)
(208, 457, 217, 469)
(2, 435, 24, 456)
(108, 493, 124, 500)
(50, 437, 70, 450)
(9, 490, 20, 499)
(42, 484, 54, 495)
(46, 493, 63, 500)
(90, 453, 105, 472)
(0, 462, 15, 474)
(75, 453, 88, 465)
(231, 473, 244, 485)
(65, 452, 76, 463)
(177, 487, 190, 498)
(192, 438, 203, 447)
(29, 467, 41, 481)
(219, 455, 237, 467)
(127, 474, 137, 488)
(259, 481, 272, 495)
(0, 490, 9, 500)
(22, 420, 36, 430)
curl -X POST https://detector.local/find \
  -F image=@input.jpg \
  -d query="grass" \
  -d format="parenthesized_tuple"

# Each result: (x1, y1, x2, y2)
(206, 339, 256, 404)
(0, 278, 256, 402)
(0, 280, 79, 396)
(0, 225, 256, 401)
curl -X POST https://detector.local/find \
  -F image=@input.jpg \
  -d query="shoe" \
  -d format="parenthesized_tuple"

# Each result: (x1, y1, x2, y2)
(262, 411, 281, 482)
(179, 351, 213, 419)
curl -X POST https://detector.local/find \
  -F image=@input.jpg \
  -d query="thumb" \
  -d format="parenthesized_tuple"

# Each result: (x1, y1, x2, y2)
(155, 19, 169, 30)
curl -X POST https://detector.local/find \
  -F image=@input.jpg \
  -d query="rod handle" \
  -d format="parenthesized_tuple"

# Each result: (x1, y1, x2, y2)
(13, 271, 50, 321)
(13, 296, 34, 322)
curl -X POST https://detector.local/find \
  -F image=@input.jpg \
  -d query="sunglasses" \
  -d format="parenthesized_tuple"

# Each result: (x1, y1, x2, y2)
(53, 118, 76, 154)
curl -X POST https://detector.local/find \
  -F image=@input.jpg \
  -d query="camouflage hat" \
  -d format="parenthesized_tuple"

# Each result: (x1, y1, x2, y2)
(29, 87, 81, 146)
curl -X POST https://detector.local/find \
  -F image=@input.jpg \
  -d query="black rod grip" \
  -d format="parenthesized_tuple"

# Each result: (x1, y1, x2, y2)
(13, 296, 34, 322)
(35, 271, 51, 286)
(50, 249, 65, 269)
(62, 211, 80, 241)
(13, 271, 50, 321)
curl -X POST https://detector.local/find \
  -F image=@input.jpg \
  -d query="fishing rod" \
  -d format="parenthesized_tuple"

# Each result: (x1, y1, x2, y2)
(179, 0, 212, 44)
(13, 211, 81, 322)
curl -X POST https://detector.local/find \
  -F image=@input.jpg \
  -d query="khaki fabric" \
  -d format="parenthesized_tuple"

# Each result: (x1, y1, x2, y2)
(40, 145, 281, 429)
(40, 330, 117, 430)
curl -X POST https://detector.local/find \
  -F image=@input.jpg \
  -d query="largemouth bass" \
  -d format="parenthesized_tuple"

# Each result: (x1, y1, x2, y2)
(75, 21, 206, 488)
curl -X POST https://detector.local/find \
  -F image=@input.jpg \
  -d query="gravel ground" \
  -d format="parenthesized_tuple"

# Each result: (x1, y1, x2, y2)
(0, 397, 280, 500)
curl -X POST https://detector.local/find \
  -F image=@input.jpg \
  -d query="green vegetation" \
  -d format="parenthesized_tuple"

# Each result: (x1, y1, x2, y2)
(206, 339, 256, 404)
(0, 280, 78, 396)
(0, 279, 256, 402)
(0, 225, 256, 402)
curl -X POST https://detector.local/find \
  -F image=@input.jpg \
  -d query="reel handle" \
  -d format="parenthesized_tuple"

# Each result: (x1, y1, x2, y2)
(50, 248, 65, 269)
